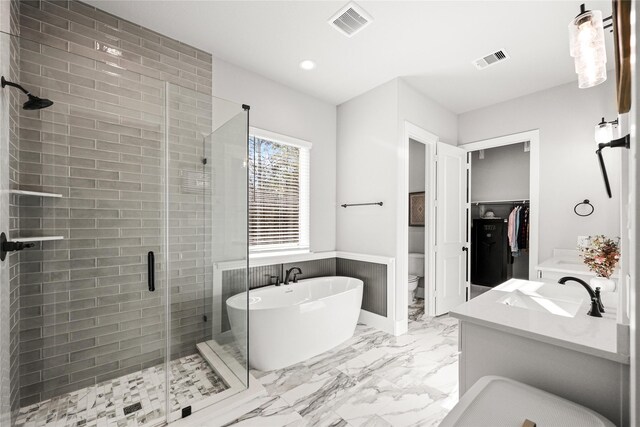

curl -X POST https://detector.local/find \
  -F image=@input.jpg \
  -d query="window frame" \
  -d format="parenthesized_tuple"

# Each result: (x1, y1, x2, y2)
(248, 127, 311, 255)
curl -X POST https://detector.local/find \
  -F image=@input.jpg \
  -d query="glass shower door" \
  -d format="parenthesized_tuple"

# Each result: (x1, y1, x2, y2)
(201, 101, 250, 385)
(3, 29, 250, 427)
(5, 32, 170, 427)
(165, 86, 249, 421)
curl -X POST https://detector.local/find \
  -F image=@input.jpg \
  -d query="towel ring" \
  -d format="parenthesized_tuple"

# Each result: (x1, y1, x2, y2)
(574, 199, 594, 217)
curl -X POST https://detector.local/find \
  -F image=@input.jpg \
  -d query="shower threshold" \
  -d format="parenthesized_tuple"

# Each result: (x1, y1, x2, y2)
(176, 340, 267, 426)
(15, 348, 245, 427)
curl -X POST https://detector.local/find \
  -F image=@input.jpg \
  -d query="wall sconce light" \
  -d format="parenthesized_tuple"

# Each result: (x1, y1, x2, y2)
(594, 116, 630, 198)
(594, 117, 616, 144)
(568, 4, 609, 88)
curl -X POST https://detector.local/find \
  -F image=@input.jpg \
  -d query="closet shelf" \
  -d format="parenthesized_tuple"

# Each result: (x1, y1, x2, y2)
(10, 190, 63, 198)
(10, 236, 64, 242)
(472, 199, 530, 205)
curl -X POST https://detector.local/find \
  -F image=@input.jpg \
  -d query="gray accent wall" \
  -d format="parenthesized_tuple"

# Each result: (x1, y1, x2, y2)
(9, 0, 215, 407)
(282, 258, 337, 282)
(336, 258, 387, 317)
(220, 257, 387, 331)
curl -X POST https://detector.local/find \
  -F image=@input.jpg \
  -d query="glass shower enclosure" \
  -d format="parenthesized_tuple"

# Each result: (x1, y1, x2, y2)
(0, 30, 250, 426)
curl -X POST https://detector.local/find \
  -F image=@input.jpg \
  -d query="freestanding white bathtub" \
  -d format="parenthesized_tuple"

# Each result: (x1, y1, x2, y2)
(226, 276, 363, 371)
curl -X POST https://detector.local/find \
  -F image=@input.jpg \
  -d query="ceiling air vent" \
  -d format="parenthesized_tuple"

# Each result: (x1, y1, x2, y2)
(473, 49, 510, 70)
(329, 2, 373, 37)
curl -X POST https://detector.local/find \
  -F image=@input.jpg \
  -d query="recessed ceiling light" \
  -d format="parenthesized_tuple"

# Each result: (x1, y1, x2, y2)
(299, 60, 316, 71)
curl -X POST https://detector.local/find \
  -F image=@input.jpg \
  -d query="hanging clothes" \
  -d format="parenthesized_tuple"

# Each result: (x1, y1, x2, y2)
(507, 207, 517, 252)
(507, 204, 529, 256)
(518, 207, 529, 250)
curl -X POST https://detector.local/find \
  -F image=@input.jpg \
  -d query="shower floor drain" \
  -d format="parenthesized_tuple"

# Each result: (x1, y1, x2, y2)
(123, 402, 142, 415)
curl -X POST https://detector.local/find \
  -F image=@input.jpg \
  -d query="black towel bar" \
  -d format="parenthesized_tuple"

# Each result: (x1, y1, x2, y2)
(341, 202, 383, 208)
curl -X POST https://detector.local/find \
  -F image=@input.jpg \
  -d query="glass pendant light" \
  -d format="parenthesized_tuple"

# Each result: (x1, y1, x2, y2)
(569, 4, 607, 88)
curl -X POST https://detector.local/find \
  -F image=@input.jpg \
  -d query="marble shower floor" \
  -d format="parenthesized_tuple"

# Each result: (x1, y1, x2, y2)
(226, 314, 459, 427)
(15, 353, 229, 427)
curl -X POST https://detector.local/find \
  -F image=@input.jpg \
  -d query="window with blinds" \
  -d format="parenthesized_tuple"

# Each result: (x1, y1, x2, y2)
(248, 129, 310, 252)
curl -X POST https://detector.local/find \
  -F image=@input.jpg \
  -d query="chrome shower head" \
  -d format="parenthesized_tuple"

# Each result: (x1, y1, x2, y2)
(1, 76, 54, 110)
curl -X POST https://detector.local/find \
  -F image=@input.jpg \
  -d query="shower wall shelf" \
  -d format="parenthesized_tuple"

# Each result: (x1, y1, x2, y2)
(10, 236, 64, 242)
(10, 189, 63, 198)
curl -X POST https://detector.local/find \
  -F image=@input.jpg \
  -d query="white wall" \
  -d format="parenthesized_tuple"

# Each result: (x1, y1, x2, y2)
(459, 80, 620, 262)
(336, 79, 398, 256)
(398, 79, 458, 145)
(470, 143, 530, 202)
(212, 57, 337, 253)
(336, 78, 458, 331)
(409, 139, 425, 254)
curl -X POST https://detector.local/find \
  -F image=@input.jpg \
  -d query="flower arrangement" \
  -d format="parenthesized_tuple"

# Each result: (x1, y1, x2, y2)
(578, 235, 620, 278)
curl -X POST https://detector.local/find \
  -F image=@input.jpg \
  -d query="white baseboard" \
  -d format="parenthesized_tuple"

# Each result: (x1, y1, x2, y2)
(393, 319, 408, 335)
(358, 309, 403, 336)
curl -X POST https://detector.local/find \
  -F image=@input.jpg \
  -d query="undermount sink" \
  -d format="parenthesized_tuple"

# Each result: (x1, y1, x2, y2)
(496, 280, 584, 317)
(497, 292, 583, 317)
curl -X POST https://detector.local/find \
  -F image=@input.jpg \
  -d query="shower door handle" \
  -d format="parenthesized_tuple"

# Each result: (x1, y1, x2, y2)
(147, 251, 155, 292)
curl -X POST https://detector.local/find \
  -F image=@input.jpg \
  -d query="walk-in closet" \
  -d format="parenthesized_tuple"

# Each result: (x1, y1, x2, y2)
(469, 142, 531, 295)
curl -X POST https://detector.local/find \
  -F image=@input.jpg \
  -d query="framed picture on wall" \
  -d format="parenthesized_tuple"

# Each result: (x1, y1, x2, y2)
(409, 192, 425, 227)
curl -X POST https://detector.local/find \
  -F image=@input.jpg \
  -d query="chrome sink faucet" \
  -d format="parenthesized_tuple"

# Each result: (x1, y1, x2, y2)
(558, 276, 604, 317)
(284, 267, 302, 285)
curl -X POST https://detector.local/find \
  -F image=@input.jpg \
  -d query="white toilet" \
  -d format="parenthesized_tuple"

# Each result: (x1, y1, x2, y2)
(408, 253, 424, 302)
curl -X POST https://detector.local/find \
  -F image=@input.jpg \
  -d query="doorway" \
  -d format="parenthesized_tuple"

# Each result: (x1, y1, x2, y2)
(400, 127, 539, 328)
(400, 122, 467, 323)
(408, 138, 427, 320)
(460, 130, 540, 298)
(400, 123, 436, 326)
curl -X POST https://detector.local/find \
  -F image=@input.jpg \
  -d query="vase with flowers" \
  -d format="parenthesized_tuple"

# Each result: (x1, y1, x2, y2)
(578, 235, 620, 291)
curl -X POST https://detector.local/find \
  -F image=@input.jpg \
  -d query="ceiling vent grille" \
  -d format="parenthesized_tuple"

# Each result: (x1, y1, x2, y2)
(473, 49, 510, 70)
(329, 2, 373, 37)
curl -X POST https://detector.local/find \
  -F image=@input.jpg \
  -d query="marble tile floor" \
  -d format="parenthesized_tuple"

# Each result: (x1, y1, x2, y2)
(226, 314, 459, 427)
(15, 353, 229, 427)
(408, 298, 425, 321)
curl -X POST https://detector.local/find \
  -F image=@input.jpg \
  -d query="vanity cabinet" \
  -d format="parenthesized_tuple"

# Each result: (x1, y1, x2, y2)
(457, 321, 629, 426)
(451, 278, 630, 426)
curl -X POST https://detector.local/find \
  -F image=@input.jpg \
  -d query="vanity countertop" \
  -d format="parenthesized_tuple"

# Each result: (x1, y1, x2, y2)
(450, 279, 629, 365)
(536, 250, 620, 279)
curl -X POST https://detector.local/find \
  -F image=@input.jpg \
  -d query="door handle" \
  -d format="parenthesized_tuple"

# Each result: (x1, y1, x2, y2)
(462, 246, 468, 252)
(148, 251, 155, 292)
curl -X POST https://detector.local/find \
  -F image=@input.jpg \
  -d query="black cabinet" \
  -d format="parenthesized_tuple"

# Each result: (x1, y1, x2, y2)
(471, 219, 511, 286)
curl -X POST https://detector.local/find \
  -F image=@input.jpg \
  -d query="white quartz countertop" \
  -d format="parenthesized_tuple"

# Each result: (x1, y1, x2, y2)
(536, 252, 620, 279)
(450, 279, 629, 364)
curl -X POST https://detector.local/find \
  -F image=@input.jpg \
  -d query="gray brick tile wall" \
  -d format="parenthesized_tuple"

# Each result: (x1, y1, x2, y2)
(9, 0, 22, 419)
(9, 0, 215, 408)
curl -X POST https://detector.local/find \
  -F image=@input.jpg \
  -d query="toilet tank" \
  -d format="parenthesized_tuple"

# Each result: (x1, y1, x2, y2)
(408, 253, 425, 276)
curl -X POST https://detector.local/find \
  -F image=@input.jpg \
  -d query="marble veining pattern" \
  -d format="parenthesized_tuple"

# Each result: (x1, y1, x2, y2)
(14, 354, 228, 427)
(408, 298, 425, 322)
(225, 314, 459, 427)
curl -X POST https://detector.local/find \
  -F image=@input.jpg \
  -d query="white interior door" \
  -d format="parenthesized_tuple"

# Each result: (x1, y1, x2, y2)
(435, 141, 467, 315)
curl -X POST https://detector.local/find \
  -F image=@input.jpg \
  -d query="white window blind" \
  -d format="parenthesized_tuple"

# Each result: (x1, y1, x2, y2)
(248, 128, 310, 252)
